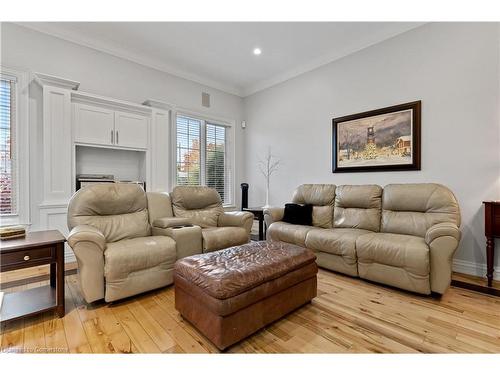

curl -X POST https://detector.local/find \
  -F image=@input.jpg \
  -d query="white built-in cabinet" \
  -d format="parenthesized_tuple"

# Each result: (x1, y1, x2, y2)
(32, 73, 173, 262)
(73, 103, 115, 146)
(73, 103, 149, 149)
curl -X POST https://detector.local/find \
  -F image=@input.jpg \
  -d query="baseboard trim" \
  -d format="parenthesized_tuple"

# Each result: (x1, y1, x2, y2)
(452, 259, 500, 281)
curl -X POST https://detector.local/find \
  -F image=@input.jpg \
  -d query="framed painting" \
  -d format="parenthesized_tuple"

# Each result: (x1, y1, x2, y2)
(332, 101, 421, 172)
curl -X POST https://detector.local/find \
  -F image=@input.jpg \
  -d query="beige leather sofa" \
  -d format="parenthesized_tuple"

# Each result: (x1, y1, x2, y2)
(67, 183, 253, 303)
(264, 183, 461, 295)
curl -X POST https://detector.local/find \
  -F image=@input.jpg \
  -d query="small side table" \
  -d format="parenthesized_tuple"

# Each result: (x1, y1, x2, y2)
(243, 207, 266, 241)
(0, 230, 66, 322)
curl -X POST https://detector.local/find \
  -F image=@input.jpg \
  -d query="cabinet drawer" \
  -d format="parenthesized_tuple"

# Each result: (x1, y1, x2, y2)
(1, 247, 54, 269)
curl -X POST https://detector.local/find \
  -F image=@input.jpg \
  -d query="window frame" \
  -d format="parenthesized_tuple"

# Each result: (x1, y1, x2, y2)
(172, 110, 235, 207)
(0, 66, 30, 225)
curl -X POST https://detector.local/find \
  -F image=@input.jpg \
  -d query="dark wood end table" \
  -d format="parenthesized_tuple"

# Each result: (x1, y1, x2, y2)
(243, 207, 267, 241)
(0, 230, 66, 322)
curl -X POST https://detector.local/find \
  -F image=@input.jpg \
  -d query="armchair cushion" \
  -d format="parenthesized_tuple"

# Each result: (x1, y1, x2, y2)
(171, 186, 224, 228)
(104, 236, 177, 301)
(67, 183, 151, 242)
(218, 211, 254, 234)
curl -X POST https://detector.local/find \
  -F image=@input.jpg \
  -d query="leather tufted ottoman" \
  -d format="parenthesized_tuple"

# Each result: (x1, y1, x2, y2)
(174, 241, 318, 350)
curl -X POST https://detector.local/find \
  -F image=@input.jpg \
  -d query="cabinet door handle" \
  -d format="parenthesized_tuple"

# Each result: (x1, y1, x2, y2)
(116, 130, 119, 144)
(111, 130, 114, 144)
(24, 255, 30, 261)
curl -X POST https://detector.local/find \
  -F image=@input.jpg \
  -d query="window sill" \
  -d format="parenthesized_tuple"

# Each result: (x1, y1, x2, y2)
(0, 215, 31, 227)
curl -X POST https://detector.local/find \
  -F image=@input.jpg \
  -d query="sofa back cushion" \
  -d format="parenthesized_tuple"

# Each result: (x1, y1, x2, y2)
(170, 186, 224, 228)
(67, 183, 151, 242)
(381, 183, 461, 237)
(292, 184, 336, 228)
(334, 185, 382, 232)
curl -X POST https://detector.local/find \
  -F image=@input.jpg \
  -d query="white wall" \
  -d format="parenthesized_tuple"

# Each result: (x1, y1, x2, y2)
(0, 22, 245, 215)
(243, 23, 500, 278)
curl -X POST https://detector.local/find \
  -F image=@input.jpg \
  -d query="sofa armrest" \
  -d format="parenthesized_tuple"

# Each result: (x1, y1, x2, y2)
(425, 222, 461, 294)
(67, 225, 106, 303)
(153, 217, 192, 229)
(425, 222, 461, 245)
(263, 207, 285, 227)
(218, 211, 254, 234)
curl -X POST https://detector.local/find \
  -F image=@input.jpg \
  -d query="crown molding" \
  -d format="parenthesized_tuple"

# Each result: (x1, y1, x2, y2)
(72, 90, 152, 115)
(143, 99, 174, 111)
(20, 22, 425, 98)
(17, 22, 244, 97)
(34, 72, 80, 90)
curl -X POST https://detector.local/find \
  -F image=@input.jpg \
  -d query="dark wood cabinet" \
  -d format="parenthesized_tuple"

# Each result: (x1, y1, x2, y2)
(0, 230, 66, 322)
(484, 201, 500, 287)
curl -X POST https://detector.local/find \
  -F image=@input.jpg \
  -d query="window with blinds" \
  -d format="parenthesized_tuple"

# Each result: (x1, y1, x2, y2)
(175, 114, 231, 204)
(176, 116, 201, 186)
(0, 77, 16, 215)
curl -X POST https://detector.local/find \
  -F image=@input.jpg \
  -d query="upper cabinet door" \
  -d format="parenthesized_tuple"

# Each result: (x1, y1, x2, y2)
(114, 111, 149, 149)
(73, 103, 115, 146)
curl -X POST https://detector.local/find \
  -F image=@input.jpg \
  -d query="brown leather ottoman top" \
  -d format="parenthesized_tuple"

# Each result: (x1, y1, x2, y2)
(174, 241, 316, 300)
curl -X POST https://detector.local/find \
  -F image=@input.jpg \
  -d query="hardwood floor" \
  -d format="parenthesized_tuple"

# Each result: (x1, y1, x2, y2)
(1, 268, 499, 353)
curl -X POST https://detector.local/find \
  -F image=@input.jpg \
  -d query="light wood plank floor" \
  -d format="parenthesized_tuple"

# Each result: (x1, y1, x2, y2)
(1, 269, 499, 353)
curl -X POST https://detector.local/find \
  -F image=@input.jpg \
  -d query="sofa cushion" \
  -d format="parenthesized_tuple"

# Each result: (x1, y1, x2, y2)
(267, 221, 315, 247)
(334, 185, 382, 232)
(292, 184, 336, 228)
(292, 184, 336, 206)
(202, 227, 248, 252)
(381, 183, 461, 237)
(312, 205, 334, 229)
(305, 228, 372, 262)
(356, 232, 430, 276)
(104, 236, 177, 281)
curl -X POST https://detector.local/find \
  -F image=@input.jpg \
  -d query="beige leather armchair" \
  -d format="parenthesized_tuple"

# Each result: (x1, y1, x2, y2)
(169, 186, 254, 252)
(67, 183, 177, 303)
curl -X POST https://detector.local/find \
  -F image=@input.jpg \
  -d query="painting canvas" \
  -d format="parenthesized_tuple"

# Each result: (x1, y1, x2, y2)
(332, 101, 421, 172)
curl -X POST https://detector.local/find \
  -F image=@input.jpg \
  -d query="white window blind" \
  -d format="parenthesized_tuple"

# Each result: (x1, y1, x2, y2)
(176, 116, 201, 186)
(175, 114, 231, 205)
(205, 123, 227, 203)
(0, 76, 16, 215)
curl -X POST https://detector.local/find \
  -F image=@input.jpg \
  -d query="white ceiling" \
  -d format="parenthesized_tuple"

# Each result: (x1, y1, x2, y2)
(19, 22, 424, 97)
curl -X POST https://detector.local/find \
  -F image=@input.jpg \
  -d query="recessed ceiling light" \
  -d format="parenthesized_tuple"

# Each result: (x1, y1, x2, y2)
(253, 47, 262, 55)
